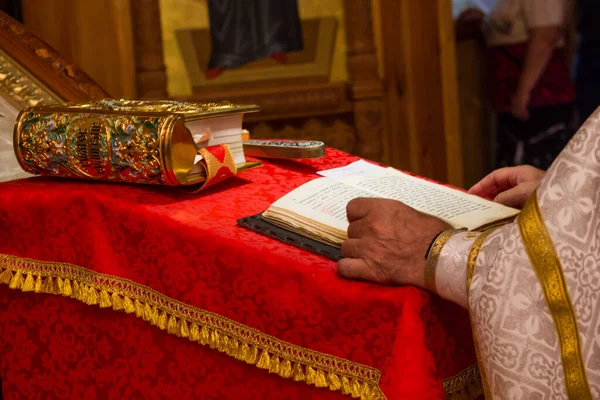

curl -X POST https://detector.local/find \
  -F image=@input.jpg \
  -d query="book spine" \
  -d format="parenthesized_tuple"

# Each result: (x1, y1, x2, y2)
(13, 109, 179, 185)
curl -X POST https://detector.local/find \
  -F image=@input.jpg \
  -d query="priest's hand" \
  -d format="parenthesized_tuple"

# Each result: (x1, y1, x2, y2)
(468, 165, 545, 209)
(337, 198, 450, 288)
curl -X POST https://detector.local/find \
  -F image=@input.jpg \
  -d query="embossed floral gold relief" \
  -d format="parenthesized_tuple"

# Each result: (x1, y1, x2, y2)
(16, 111, 166, 185)
(0, 49, 61, 109)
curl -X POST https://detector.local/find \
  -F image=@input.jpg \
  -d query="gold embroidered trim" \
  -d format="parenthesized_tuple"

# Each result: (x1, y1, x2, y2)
(466, 230, 493, 291)
(442, 364, 484, 400)
(519, 192, 592, 399)
(0, 253, 385, 400)
(466, 229, 494, 399)
(424, 229, 458, 294)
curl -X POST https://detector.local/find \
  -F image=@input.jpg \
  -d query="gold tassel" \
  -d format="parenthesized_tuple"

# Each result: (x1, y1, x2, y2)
(315, 369, 328, 388)
(0, 268, 12, 285)
(256, 350, 270, 370)
(134, 299, 144, 318)
(462, 381, 484, 400)
(246, 345, 258, 365)
(218, 335, 229, 353)
(167, 315, 178, 335)
(189, 323, 200, 342)
(351, 379, 362, 399)
(279, 359, 292, 378)
(43, 276, 55, 294)
(200, 325, 210, 345)
(63, 278, 73, 297)
(151, 306, 159, 325)
(56, 277, 64, 295)
(143, 302, 153, 321)
(111, 292, 123, 311)
(157, 310, 168, 330)
(72, 280, 80, 299)
(328, 372, 342, 391)
(51, 277, 60, 295)
(209, 329, 220, 349)
(238, 342, 250, 361)
(179, 319, 189, 338)
(360, 383, 372, 400)
(34, 275, 43, 293)
(341, 376, 352, 395)
(446, 391, 465, 400)
(269, 355, 280, 375)
(99, 289, 112, 308)
(21, 273, 35, 292)
(8, 271, 23, 290)
(80, 285, 90, 303)
(122, 296, 135, 314)
(228, 338, 240, 358)
(87, 286, 98, 305)
(306, 366, 317, 385)
(292, 363, 306, 382)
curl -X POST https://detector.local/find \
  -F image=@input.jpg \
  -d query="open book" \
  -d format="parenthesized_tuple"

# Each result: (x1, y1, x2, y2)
(262, 160, 519, 247)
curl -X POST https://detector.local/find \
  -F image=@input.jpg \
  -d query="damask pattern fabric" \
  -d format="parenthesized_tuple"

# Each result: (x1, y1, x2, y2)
(436, 109, 600, 398)
(435, 231, 478, 309)
(0, 149, 477, 399)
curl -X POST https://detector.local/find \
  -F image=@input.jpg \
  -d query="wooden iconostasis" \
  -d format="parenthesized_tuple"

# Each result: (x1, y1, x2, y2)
(19, 0, 482, 188)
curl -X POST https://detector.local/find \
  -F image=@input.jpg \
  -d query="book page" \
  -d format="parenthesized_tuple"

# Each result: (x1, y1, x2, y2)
(320, 161, 518, 230)
(267, 177, 376, 232)
(316, 159, 385, 180)
(186, 114, 243, 145)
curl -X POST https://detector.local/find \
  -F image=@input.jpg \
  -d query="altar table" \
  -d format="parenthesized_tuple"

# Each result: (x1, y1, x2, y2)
(0, 149, 480, 399)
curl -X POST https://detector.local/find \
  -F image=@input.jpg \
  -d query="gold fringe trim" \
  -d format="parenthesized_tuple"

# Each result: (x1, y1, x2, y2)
(0, 254, 390, 399)
(443, 364, 484, 400)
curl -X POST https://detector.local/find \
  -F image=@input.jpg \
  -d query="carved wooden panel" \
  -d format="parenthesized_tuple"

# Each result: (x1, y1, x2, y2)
(183, 82, 352, 123)
(130, 0, 167, 99)
(0, 11, 109, 102)
(344, 0, 385, 163)
(379, 0, 464, 186)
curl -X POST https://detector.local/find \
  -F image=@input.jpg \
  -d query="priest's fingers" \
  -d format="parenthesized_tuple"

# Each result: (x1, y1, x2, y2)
(468, 166, 543, 199)
(340, 238, 363, 259)
(347, 219, 370, 238)
(337, 258, 374, 282)
(494, 182, 538, 209)
(468, 168, 517, 199)
(346, 198, 377, 222)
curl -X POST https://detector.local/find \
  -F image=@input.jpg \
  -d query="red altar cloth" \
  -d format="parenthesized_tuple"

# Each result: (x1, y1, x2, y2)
(0, 149, 479, 399)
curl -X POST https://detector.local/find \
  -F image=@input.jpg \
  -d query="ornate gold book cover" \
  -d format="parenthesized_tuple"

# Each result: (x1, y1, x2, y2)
(13, 99, 260, 191)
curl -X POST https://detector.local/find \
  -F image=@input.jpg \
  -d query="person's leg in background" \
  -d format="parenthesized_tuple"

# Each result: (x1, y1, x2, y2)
(495, 113, 526, 169)
(495, 103, 575, 171)
(524, 103, 576, 170)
